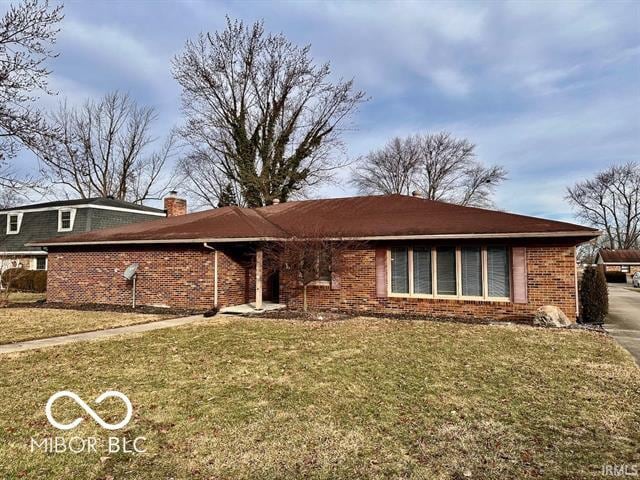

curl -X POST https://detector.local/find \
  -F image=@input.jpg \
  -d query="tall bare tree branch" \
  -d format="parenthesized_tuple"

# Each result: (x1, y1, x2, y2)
(567, 162, 640, 249)
(0, 0, 62, 196)
(32, 91, 177, 203)
(352, 131, 507, 207)
(172, 17, 366, 208)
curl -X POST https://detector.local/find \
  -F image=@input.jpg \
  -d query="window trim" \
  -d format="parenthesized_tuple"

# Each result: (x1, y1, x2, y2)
(57, 208, 76, 232)
(387, 245, 511, 302)
(35, 256, 47, 270)
(6, 212, 22, 234)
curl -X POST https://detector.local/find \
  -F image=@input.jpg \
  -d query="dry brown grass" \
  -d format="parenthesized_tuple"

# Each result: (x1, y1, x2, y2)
(0, 317, 637, 479)
(6, 292, 46, 303)
(0, 308, 172, 344)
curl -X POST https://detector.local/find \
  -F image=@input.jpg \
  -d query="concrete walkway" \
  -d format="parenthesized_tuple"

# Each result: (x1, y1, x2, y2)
(0, 314, 206, 354)
(605, 283, 640, 364)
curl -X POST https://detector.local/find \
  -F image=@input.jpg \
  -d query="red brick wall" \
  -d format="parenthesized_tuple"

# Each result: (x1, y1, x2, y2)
(47, 242, 579, 321)
(47, 245, 249, 310)
(281, 245, 578, 322)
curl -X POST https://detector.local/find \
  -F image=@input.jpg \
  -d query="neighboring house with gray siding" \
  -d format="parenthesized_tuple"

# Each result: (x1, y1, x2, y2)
(0, 197, 166, 271)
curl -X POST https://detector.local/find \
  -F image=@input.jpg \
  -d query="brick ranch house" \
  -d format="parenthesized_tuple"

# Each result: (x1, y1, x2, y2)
(29, 194, 598, 322)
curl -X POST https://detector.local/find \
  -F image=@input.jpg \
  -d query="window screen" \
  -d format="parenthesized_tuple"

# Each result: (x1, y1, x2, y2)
(461, 247, 482, 296)
(487, 247, 510, 297)
(413, 247, 432, 294)
(390, 248, 409, 294)
(436, 247, 457, 295)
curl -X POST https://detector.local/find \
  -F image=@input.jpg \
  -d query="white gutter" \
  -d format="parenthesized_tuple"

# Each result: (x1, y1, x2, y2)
(0, 250, 48, 255)
(598, 262, 640, 265)
(26, 230, 599, 247)
(27, 237, 282, 247)
(203, 242, 218, 308)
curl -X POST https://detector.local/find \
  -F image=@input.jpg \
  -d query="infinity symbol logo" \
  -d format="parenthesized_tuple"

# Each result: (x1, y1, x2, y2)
(45, 390, 133, 431)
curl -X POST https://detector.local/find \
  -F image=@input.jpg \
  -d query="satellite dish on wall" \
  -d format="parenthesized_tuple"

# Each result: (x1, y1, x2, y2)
(123, 263, 139, 308)
(123, 263, 139, 281)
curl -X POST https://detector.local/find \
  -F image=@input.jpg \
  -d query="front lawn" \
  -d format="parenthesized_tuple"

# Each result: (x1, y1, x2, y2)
(0, 317, 638, 479)
(0, 308, 172, 344)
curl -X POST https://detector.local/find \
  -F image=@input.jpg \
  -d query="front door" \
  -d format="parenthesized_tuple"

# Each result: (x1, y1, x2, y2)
(267, 271, 280, 303)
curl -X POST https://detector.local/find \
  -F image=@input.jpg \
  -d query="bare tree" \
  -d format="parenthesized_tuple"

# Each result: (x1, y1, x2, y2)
(0, 257, 30, 305)
(0, 0, 62, 193)
(567, 162, 640, 249)
(175, 150, 245, 209)
(352, 132, 507, 207)
(33, 91, 177, 203)
(172, 18, 366, 208)
(264, 235, 357, 312)
(351, 136, 420, 195)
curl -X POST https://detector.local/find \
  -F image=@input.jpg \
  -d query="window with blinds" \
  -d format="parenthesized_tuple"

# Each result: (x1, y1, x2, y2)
(487, 246, 510, 298)
(461, 247, 482, 296)
(390, 248, 409, 294)
(387, 245, 511, 300)
(413, 247, 432, 294)
(436, 247, 456, 295)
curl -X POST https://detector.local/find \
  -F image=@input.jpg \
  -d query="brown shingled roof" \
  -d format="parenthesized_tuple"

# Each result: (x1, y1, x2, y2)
(598, 249, 640, 264)
(29, 194, 598, 246)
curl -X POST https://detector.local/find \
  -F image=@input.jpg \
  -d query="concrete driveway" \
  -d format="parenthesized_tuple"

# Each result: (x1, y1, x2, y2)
(605, 283, 640, 364)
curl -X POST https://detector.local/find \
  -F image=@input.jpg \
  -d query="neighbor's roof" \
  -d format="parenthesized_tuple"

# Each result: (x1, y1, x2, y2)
(598, 249, 640, 264)
(28, 194, 599, 246)
(0, 197, 165, 214)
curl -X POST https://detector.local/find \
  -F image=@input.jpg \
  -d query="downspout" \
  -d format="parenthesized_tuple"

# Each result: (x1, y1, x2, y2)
(203, 243, 218, 308)
(574, 247, 579, 321)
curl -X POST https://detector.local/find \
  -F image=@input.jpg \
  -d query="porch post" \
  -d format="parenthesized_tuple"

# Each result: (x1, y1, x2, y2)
(255, 248, 263, 309)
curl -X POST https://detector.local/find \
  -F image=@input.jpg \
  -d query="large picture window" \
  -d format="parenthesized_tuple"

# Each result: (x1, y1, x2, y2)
(388, 245, 510, 301)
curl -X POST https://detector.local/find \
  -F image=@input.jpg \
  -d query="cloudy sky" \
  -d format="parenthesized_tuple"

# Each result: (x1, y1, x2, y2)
(16, 0, 640, 221)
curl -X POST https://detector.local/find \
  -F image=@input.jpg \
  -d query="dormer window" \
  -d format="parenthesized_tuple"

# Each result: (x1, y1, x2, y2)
(6, 213, 22, 234)
(58, 209, 76, 232)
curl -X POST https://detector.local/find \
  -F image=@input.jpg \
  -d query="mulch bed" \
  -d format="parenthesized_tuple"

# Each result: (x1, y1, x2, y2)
(254, 307, 532, 325)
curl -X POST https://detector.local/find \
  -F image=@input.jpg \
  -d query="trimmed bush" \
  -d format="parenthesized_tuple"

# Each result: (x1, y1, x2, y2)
(604, 270, 627, 283)
(579, 266, 608, 324)
(33, 271, 47, 292)
(1, 268, 47, 292)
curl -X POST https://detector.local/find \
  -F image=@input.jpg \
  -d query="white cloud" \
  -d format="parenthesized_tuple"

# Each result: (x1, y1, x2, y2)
(60, 18, 169, 88)
(429, 68, 471, 97)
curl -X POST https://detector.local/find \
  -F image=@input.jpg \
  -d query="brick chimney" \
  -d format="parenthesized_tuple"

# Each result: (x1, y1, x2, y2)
(164, 191, 187, 217)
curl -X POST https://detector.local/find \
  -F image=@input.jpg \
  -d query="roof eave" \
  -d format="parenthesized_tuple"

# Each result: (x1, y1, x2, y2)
(26, 230, 600, 247)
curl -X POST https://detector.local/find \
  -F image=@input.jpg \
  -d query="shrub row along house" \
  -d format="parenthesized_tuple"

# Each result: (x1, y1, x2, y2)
(29, 194, 598, 321)
(0, 197, 166, 271)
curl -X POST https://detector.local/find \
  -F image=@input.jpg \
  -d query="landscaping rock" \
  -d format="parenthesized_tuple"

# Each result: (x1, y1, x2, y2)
(533, 305, 571, 327)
